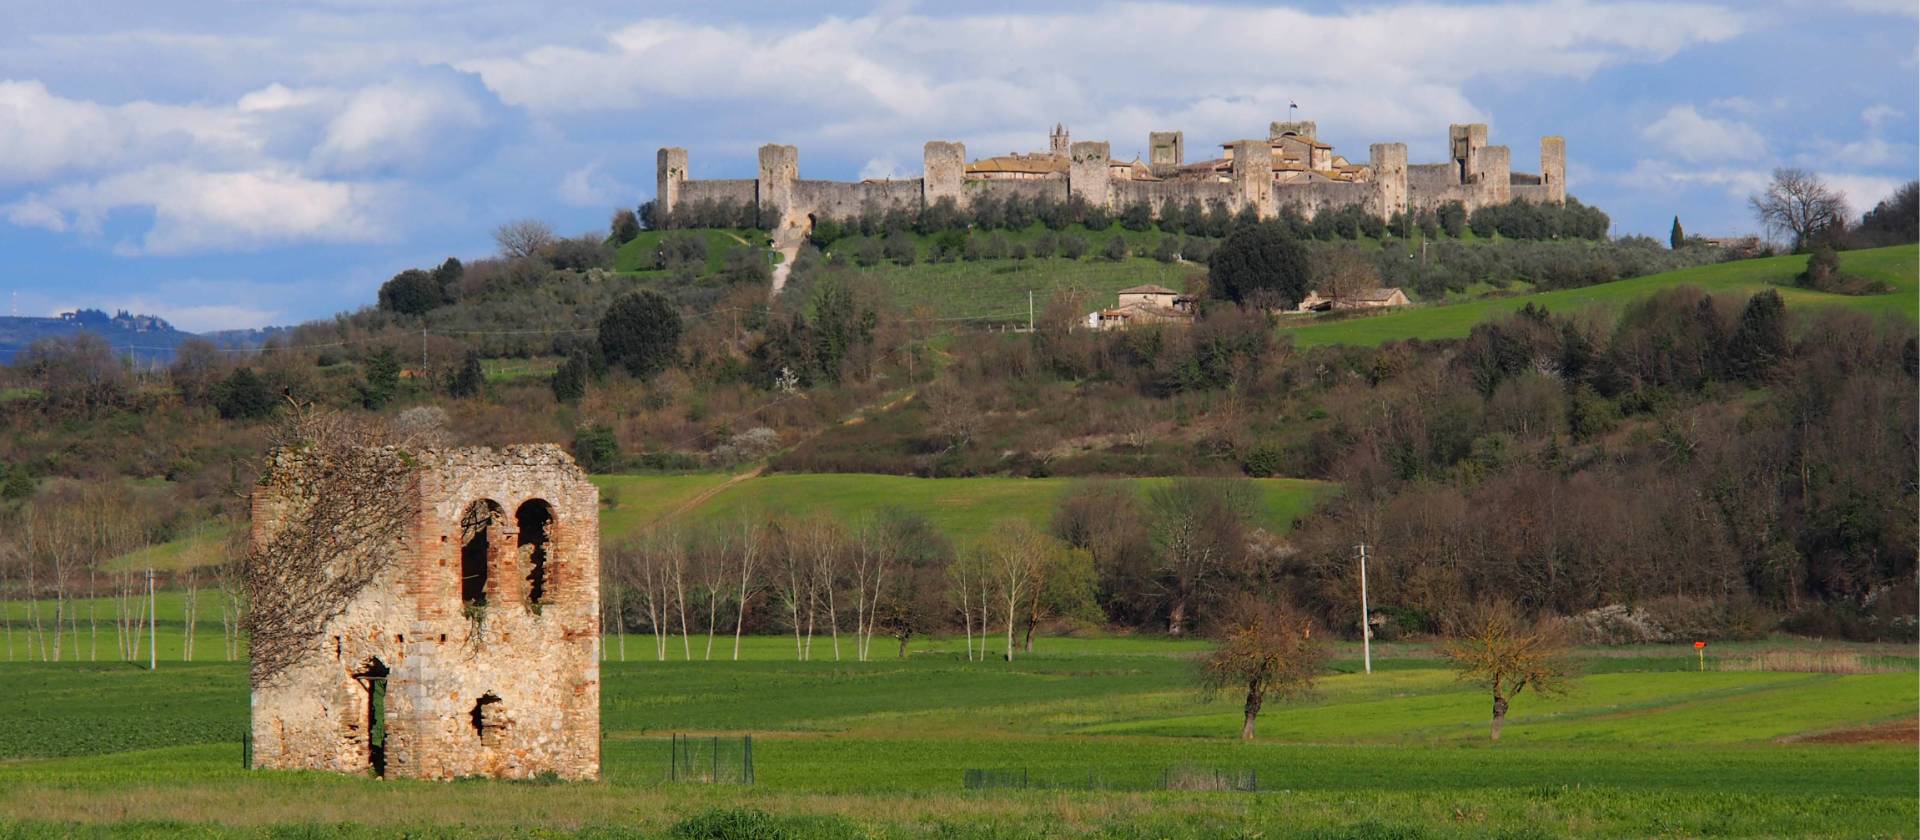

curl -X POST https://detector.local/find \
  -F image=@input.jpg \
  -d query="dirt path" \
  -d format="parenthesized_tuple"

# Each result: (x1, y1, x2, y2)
(769, 224, 805, 299)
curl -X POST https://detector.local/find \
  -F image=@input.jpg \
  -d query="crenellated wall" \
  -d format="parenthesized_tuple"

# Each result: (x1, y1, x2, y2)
(653, 121, 1565, 228)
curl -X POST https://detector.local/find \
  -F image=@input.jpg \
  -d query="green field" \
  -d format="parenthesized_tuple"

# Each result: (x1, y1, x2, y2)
(614, 228, 773, 275)
(0, 637, 1912, 837)
(604, 473, 1331, 546)
(1281, 244, 1919, 347)
(865, 256, 1195, 322)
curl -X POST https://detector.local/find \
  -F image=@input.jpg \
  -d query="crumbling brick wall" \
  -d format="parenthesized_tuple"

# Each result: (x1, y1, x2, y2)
(249, 445, 601, 781)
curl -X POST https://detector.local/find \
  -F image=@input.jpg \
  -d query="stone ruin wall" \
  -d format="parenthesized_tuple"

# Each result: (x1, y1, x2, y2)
(249, 445, 601, 782)
(655, 123, 1564, 228)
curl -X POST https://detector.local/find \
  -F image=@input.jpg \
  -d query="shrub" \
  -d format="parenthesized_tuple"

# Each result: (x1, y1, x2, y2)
(570, 424, 620, 473)
(1240, 444, 1285, 477)
(550, 354, 589, 404)
(610, 208, 640, 245)
(1101, 234, 1129, 261)
(1031, 232, 1059, 258)
(884, 231, 917, 265)
(377, 269, 443, 316)
(1153, 236, 1180, 263)
(213, 367, 277, 420)
(448, 351, 485, 398)
(1059, 235, 1089, 259)
(598, 290, 682, 379)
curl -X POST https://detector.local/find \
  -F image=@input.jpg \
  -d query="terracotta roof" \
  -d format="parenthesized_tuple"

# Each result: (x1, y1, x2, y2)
(965, 154, 1069, 175)
(1119, 284, 1179, 295)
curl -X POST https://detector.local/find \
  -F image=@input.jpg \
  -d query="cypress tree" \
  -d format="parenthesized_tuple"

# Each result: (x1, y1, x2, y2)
(1726, 290, 1789, 383)
(1670, 216, 1685, 250)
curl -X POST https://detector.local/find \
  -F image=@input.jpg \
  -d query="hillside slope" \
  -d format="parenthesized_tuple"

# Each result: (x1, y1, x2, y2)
(1279, 244, 1917, 347)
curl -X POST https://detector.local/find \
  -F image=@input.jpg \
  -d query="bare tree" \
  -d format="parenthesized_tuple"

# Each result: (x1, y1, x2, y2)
(948, 549, 981, 661)
(731, 516, 765, 661)
(848, 518, 894, 661)
(1200, 595, 1329, 740)
(1316, 248, 1382, 308)
(1440, 600, 1576, 742)
(981, 520, 1052, 662)
(1148, 479, 1256, 636)
(1750, 167, 1849, 251)
(493, 218, 557, 260)
(243, 404, 420, 686)
(694, 527, 728, 661)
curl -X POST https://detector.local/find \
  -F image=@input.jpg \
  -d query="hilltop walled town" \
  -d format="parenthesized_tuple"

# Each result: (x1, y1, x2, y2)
(657, 120, 1565, 231)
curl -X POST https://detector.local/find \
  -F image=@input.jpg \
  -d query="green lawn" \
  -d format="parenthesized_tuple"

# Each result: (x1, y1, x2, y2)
(1282, 244, 1919, 347)
(0, 638, 1911, 837)
(859, 256, 1195, 323)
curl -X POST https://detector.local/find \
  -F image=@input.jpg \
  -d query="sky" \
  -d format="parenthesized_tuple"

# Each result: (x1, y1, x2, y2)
(0, 0, 1914, 332)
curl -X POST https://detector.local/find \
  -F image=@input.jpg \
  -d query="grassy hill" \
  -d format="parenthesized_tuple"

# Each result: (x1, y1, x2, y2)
(612, 228, 771, 275)
(1281, 244, 1918, 348)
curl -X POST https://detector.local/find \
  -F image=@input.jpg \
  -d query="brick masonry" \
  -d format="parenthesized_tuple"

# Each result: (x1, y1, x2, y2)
(249, 445, 601, 781)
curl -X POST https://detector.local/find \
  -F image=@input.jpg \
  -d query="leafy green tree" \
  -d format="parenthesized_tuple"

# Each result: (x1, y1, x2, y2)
(431, 258, 464, 300)
(570, 423, 620, 473)
(883, 231, 918, 265)
(610, 208, 641, 245)
(1, 464, 36, 501)
(1101, 234, 1128, 261)
(449, 350, 485, 398)
(1670, 216, 1685, 250)
(1726, 289, 1789, 383)
(358, 348, 402, 409)
(1209, 221, 1311, 307)
(214, 367, 278, 420)
(550, 353, 590, 403)
(377, 269, 443, 316)
(598, 290, 682, 379)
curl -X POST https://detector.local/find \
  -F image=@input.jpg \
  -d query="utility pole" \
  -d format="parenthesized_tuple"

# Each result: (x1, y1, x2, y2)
(147, 567, 157, 672)
(1356, 543, 1371, 675)
(1027, 290, 1034, 333)
(420, 328, 428, 372)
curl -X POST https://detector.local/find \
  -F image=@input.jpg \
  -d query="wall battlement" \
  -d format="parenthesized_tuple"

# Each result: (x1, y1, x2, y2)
(656, 120, 1566, 231)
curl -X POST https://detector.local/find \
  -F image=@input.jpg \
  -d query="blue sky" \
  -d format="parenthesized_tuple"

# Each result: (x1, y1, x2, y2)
(1, 0, 1914, 332)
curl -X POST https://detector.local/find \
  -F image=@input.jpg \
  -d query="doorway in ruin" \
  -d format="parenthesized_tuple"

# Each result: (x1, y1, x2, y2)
(469, 692, 505, 746)
(516, 500, 553, 605)
(354, 657, 390, 776)
(460, 500, 504, 607)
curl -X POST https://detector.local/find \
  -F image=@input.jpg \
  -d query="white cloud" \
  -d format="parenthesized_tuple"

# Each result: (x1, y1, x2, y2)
(311, 72, 499, 177)
(1861, 104, 1902, 128)
(555, 162, 632, 207)
(463, 1, 1743, 152)
(6, 166, 393, 255)
(1825, 174, 1903, 213)
(1642, 105, 1767, 162)
(1840, 0, 1919, 17)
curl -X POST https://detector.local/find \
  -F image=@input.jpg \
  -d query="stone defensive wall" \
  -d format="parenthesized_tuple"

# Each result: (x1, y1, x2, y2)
(656, 122, 1564, 229)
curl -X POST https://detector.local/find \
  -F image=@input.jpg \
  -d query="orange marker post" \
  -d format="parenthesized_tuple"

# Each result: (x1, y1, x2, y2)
(1694, 640, 1707, 672)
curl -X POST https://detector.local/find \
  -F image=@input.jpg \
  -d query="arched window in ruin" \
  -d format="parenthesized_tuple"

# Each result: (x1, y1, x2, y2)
(460, 500, 504, 607)
(353, 657, 390, 776)
(469, 692, 505, 747)
(516, 500, 554, 606)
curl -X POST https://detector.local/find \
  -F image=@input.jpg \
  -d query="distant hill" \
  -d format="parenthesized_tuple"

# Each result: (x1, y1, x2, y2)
(0, 309, 277, 364)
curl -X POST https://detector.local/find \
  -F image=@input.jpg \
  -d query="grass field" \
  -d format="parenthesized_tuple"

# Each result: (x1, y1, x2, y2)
(865, 256, 1195, 323)
(0, 637, 1912, 838)
(613, 229, 772, 275)
(1281, 244, 1918, 348)
(605, 473, 1331, 545)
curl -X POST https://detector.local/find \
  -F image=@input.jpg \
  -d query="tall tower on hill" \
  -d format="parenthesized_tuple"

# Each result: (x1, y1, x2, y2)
(1050, 123, 1070, 156)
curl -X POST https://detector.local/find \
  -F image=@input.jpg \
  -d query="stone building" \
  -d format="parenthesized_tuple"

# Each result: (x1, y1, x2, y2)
(656, 118, 1565, 229)
(248, 445, 601, 781)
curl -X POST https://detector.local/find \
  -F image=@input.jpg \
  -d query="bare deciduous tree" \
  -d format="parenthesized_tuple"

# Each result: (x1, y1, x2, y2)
(1440, 600, 1576, 742)
(1750, 168, 1849, 251)
(1148, 479, 1256, 636)
(1316, 248, 1382, 308)
(1199, 595, 1328, 740)
(731, 516, 765, 661)
(493, 218, 557, 260)
(980, 520, 1053, 662)
(243, 404, 420, 686)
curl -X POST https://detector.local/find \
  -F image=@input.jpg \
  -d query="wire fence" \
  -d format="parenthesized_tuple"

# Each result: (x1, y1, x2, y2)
(667, 733, 754, 785)
(963, 764, 1259, 793)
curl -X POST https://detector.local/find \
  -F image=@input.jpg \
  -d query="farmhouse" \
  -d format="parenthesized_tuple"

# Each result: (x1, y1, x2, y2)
(1295, 287, 1412, 312)
(248, 445, 601, 781)
(1090, 283, 1196, 330)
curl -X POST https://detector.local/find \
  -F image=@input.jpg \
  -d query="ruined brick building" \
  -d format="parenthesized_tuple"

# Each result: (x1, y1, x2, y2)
(657, 119, 1564, 232)
(248, 445, 601, 780)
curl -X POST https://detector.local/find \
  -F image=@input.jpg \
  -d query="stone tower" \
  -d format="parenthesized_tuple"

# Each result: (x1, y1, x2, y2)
(248, 445, 601, 781)
(1540, 136, 1566, 205)
(1049, 123, 1070, 156)
(1448, 123, 1488, 186)
(1148, 131, 1184, 176)
(1229, 139, 1274, 218)
(1369, 143, 1408, 220)
(656, 147, 688, 220)
(1068, 140, 1111, 208)
(757, 144, 799, 229)
(1270, 120, 1319, 139)
(923, 141, 966, 209)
